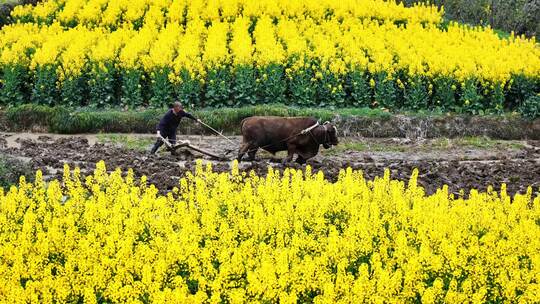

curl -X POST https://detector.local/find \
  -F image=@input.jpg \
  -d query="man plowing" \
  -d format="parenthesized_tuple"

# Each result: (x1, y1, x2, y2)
(149, 101, 201, 155)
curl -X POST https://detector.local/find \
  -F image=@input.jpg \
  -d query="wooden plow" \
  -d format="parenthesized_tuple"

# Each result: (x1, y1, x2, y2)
(158, 135, 230, 161)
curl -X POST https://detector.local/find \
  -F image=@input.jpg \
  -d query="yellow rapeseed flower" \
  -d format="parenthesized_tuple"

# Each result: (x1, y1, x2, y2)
(0, 160, 538, 302)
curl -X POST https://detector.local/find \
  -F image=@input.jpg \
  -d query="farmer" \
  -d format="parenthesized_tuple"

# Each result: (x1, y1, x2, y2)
(149, 101, 201, 155)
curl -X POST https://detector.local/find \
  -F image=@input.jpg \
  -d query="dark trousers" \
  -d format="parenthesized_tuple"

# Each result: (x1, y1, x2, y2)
(150, 130, 176, 154)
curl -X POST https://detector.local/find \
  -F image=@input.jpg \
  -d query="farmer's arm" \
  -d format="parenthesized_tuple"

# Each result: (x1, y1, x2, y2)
(181, 111, 199, 121)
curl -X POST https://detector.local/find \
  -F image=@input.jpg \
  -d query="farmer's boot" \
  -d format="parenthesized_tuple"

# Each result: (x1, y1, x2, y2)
(149, 140, 162, 154)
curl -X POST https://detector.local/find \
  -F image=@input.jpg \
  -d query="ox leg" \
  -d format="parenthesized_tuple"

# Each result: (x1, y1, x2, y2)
(295, 155, 306, 165)
(247, 148, 258, 161)
(296, 152, 315, 165)
(237, 142, 250, 162)
(282, 144, 295, 164)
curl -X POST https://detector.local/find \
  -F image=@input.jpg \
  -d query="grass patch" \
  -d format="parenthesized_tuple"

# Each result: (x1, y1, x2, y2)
(322, 140, 406, 155)
(458, 137, 499, 149)
(431, 137, 525, 150)
(323, 136, 525, 155)
(0, 0, 17, 4)
(0, 154, 33, 189)
(96, 134, 154, 151)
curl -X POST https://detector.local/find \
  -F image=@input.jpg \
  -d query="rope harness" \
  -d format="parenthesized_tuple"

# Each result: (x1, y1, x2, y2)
(241, 121, 334, 155)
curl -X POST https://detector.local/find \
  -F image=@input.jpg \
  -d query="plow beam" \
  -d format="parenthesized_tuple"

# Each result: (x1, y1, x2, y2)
(170, 142, 230, 160)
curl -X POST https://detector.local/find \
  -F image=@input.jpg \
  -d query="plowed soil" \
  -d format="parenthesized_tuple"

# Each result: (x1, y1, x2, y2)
(1, 133, 539, 196)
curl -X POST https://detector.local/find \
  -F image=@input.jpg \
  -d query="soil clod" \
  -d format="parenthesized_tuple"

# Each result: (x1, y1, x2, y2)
(0, 134, 538, 196)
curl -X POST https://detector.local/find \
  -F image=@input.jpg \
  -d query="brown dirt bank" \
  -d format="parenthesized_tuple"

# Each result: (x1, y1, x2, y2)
(0, 105, 539, 139)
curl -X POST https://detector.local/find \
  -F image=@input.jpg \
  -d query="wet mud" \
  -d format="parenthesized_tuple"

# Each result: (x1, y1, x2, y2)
(0, 133, 539, 196)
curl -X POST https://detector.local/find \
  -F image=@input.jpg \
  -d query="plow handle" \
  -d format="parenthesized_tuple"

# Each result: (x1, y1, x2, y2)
(158, 134, 173, 148)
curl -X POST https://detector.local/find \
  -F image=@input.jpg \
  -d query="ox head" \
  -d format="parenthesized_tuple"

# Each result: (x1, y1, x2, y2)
(322, 121, 339, 149)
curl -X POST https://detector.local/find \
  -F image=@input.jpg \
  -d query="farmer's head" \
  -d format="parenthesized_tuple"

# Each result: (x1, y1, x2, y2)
(172, 101, 183, 113)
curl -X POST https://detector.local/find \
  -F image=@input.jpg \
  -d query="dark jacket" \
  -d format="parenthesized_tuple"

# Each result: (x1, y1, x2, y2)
(157, 109, 196, 133)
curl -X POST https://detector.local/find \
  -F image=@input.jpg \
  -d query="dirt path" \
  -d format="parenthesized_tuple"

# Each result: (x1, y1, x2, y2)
(1, 132, 539, 196)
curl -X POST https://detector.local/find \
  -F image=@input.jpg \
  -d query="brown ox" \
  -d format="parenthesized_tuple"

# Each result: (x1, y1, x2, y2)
(237, 116, 339, 164)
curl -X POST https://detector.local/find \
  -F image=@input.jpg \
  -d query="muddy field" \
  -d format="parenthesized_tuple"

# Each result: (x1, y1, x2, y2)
(1, 132, 539, 196)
